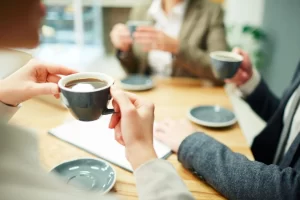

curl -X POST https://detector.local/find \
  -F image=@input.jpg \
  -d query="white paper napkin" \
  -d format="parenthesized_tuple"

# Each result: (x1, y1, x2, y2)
(48, 115, 172, 172)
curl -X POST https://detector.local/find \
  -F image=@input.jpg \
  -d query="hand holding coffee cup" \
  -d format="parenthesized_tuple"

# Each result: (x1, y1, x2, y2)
(225, 48, 254, 86)
(108, 88, 157, 170)
(134, 27, 179, 53)
(58, 73, 115, 122)
(126, 20, 152, 38)
(110, 23, 132, 52)
(210, 50, 244, 80)
(0, 59, 77, 106)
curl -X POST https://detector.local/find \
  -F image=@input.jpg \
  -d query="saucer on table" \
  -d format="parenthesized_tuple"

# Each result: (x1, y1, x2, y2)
(187, 105, 237, 128)
(50, 158, 116, 194)
(120, 75, 154, 91)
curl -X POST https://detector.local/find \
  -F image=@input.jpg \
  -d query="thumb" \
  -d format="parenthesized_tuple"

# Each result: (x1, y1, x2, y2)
(30, 83, 59, 96)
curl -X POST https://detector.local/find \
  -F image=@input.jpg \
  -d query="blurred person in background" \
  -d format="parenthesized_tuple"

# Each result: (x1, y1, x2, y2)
(155, 48, 300, 200)
(110, 0, 228, 85)
(0, 0, 194, 199)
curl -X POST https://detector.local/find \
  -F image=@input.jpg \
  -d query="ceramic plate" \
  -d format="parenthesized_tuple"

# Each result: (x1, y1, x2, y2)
(120, 75, 154, 91)
(187, 105, 237, 128)
(50, 158, 116, 194)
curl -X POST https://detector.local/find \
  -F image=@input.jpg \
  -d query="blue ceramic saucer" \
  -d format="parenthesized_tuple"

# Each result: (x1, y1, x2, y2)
(50, 158, 116, 194)
(120, 75, 154, 91)
(187, 105, 237, 128)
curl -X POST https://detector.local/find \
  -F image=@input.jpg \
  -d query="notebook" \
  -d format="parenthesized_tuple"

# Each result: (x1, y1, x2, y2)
(48, 115, 172, 172)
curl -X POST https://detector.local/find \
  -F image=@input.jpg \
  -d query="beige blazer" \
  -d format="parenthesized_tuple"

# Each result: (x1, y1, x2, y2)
(0, 123, 194, 200)
(118, 0, 228, 85)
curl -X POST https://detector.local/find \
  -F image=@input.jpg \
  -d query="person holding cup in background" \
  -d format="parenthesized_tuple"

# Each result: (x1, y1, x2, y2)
(0, 0, 195, 200)
(154, 48, 300, 200)
(110, 0, 228, 85)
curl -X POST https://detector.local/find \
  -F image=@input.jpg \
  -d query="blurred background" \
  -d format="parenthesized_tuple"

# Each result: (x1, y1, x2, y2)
(19, 0, 298, 96)
(8, 0, 300, 144)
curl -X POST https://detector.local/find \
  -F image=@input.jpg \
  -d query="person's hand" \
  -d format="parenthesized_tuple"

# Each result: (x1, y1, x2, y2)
(110, 23, 132, 52)
(155, 119, 197, 153)
(225, 48, 253, 86)
(0, 59, 77, 106)
(134, 27, 179, 53)
(109, 87, 157, 170)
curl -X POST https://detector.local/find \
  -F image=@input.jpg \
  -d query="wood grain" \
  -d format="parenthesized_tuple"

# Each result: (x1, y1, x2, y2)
(10, 77, 252, 200)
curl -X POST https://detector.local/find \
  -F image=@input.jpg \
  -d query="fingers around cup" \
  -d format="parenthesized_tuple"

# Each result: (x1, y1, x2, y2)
(126, 20, 152, 37)
(109, 113, 121, 129)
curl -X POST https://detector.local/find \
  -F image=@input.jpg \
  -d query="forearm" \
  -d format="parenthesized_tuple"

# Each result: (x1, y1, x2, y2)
(237, 68, 280, 121)
(126, 145, 157, 171)
(174, 43, 210, 67)
(173, 4, 227, 75)
(174, 44, 211, 74)
(134, 159, 195, 200)
(245, 79, 280, 121)
(178, 133, 300, 200)
(172, 3, 227, 83)
(115, 3, 144, 74)
(116, 48, 140, 74)
(0, 82, 20, 122)
(173, 47, 223, 85)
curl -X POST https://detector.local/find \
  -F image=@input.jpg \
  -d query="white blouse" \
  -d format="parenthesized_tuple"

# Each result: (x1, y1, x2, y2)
(147, 0, 188, 76)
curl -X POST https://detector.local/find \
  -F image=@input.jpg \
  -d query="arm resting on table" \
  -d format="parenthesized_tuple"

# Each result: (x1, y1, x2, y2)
(178, 133, 300, 200)
(134, 159, 195, 200)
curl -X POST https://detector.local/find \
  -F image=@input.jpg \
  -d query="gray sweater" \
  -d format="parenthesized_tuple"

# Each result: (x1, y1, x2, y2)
(178, 132, 300, 200)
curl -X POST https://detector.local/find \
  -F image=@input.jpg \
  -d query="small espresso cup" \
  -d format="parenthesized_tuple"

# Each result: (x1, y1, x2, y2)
(58, 72, 115, 122)
(210, 51, 243, 80)
(126, 20, 152, 37)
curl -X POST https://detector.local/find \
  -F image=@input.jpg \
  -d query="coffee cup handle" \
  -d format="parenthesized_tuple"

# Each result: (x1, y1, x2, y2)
(102, 94, 115, 115)
(103, 108, 115, 115)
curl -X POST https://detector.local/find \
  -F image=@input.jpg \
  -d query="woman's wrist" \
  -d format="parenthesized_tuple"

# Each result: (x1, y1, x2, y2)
(169, 39, 179, 54)
(0, 80, 19, 107)
(126, 144, 157, 170)
(239, 68, 261, 96)
(0, 80, 10, 105)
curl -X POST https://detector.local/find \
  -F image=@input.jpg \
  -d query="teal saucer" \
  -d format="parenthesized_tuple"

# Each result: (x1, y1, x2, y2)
(188, 105, 237, 128)
(120, 75, 154, 91)
(51, 158, 116, 194)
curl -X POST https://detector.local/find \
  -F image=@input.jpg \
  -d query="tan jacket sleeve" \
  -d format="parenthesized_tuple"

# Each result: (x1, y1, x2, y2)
(115, 4, 145, 74)
(1, 124, 194, 200)
(0, 102, 20, 122)
(174, 4, 228, 81)
(116, 49, 140, 74)
(134, 159, 195, 200)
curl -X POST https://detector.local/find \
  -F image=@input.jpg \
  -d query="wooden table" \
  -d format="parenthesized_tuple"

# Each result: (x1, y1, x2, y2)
(10, 77, 253, 200)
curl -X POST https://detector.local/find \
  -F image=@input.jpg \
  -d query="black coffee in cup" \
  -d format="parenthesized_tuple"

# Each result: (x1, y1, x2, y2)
(58, 73, 115, 122)
(65, 78, 108, 91)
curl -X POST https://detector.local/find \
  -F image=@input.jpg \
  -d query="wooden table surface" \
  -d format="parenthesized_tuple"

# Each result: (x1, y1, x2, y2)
(10, 77, 253, 200)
